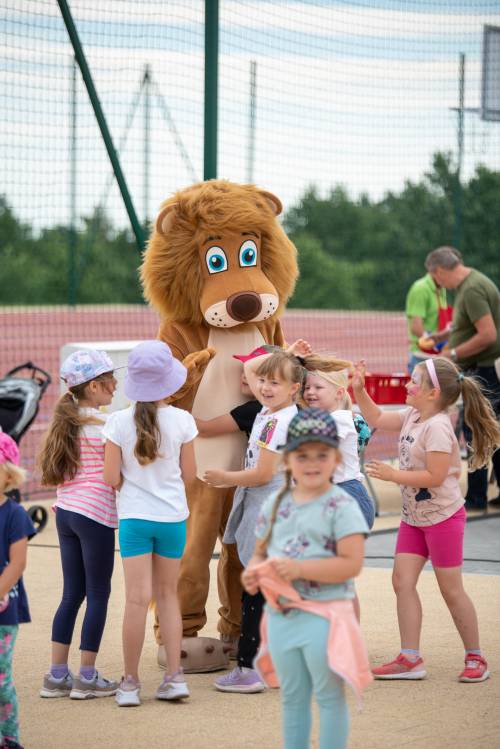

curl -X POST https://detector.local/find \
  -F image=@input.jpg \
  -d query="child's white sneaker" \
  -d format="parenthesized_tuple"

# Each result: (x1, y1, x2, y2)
(115, 675, 141, 707)
(156, 668, 189, 700)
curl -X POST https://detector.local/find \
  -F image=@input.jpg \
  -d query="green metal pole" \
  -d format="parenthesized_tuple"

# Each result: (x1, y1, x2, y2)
(69, 57, 77, 306)
(453, 53, 465, 250)
(57, 0, 145, 252)
(204, 0, 219, 181)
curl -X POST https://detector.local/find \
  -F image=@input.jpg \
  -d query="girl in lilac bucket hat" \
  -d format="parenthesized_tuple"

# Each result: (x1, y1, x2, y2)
(38, 350, 119, 701)
(102, 341, 197, 706)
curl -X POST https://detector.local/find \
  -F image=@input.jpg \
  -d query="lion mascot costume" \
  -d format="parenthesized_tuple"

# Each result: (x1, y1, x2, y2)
(141, 179, 298, 672)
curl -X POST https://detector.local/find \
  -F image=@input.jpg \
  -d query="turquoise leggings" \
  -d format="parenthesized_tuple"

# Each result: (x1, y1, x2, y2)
(0, 625, 19, 743)
(267, 610, 349, 749)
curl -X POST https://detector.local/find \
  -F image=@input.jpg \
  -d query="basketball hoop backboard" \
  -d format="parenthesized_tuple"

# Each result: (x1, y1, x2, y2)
(481, 25, 500, 121)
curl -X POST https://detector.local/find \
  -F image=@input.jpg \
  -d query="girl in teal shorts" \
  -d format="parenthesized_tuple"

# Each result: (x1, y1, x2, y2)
(103, 340, 198, 707)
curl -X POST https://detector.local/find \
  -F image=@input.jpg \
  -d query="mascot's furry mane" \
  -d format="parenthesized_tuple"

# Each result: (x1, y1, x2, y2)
(141, 179, 298, 325)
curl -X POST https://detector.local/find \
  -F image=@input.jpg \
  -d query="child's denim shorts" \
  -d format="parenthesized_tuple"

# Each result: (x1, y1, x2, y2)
(337, 479, 375, 529)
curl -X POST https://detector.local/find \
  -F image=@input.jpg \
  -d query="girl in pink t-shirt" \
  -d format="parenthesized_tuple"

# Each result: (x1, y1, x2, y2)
(352, 356, 500, 684)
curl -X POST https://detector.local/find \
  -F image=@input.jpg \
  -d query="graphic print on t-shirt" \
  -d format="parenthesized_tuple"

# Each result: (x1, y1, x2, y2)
(257, 417, 278, 447)
(398, 416, 459, 525)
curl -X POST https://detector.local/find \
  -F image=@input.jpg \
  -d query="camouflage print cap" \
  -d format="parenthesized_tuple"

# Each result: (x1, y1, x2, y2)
(283, 407, 340, 451)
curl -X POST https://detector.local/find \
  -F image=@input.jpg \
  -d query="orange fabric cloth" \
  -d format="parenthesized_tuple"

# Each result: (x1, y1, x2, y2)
(252, 560, 373, 707)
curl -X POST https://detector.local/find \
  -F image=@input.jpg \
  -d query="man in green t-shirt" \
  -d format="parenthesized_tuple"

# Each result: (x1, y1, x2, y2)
(426, 246, 500, 510)
(405, 272, 449, 374)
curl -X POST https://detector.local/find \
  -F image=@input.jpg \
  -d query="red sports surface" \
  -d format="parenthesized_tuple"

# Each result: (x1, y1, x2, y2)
(0, 306, 408, 497)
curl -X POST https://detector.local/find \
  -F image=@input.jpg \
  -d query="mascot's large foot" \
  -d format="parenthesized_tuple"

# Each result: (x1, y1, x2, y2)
(158, 637, 229, 674)
(220, 633, 239, 660)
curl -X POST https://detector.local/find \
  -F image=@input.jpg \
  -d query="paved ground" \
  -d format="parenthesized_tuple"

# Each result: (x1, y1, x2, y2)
(15, 489, 500, 749)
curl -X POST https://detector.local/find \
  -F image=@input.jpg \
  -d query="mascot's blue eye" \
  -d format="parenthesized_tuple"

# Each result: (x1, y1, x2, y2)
(239, 240, 258, 268)
(205, 246, 228, 274)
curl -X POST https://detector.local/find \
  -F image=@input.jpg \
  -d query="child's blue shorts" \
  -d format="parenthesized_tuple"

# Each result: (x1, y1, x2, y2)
(119, 518, 187, 559)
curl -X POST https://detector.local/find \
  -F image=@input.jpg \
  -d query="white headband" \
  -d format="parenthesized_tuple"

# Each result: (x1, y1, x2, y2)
(425, 358, 441, 391)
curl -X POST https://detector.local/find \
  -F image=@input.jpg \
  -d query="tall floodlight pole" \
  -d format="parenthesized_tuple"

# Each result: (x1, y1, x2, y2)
(204, 0, 219, 180)
(453, 53, 465, 250)
(247, 60, 257, 183)
(69, 57, 77, 306)
(144, 64, 151, 226)
(453, 52, 465, 250)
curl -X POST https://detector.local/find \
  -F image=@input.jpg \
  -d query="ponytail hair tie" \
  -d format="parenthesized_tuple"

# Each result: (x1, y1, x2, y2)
(296, 356, 306, 366)
(457, 373, 464, 382)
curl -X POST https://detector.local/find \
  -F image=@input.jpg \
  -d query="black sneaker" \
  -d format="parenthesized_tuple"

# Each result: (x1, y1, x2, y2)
(488, 495, 500, 508)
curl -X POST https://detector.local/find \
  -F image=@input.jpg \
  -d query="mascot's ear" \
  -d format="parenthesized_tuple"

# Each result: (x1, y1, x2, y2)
(156, 204, 178, 235)
(258, 190, 282, 217)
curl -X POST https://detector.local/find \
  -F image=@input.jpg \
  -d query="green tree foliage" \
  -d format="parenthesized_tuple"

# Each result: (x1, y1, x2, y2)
(286, 152, 499, 310)
(0, 200, 143, 304)
(0, 153, 498, 309)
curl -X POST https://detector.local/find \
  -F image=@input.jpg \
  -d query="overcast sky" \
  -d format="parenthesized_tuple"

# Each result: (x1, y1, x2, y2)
(1, 0, 499, 233)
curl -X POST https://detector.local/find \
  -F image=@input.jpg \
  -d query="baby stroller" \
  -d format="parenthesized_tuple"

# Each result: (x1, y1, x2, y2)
(0, 362, 52, 532)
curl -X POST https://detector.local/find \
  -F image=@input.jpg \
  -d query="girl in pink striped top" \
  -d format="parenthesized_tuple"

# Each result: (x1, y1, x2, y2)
(38, 349, 119, 700)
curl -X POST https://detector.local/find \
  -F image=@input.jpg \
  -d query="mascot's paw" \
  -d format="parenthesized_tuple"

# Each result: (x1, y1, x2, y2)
(165, 348, 216, 405)
(183, 347, 217, 373)
(158, 637, 229, 674)
(220, 633, 239, 660)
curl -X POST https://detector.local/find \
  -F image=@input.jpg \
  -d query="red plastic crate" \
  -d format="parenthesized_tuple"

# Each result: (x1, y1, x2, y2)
(350, 373, 410, 405)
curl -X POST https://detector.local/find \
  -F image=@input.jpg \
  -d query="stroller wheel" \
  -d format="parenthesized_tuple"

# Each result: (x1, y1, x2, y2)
(28, 505, 48, 533)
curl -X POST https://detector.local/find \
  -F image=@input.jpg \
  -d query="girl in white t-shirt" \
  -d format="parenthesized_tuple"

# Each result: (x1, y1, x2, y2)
(303, 368, 375, 529)
(204, 350, 303, 694)
(353, 356, 500, 683)
(103, 340, 197, 707)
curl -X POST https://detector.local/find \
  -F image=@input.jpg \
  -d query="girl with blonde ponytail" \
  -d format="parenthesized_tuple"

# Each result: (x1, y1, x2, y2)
(303, 363, 375, 529)
(38, 349, 119, 701)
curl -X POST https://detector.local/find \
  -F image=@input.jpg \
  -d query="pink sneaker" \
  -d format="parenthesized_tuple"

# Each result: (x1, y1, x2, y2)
(372, 653, 427, 680)
(459, 654, 490, 683)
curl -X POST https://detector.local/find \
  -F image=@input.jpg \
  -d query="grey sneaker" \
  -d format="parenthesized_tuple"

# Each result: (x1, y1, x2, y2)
(156, 669, 189, 700)
(115, 675, 141, 707)
(214, 666, 265, 693)
(70, 671, 118, 699)
(40, 671, 73, 698)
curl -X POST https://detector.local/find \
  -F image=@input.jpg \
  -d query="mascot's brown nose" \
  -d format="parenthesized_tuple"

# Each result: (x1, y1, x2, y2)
(226, 291, 262, 322)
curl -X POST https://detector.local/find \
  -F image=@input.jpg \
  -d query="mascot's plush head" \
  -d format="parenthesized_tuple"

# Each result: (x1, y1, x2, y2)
(141, 180, 298, 327)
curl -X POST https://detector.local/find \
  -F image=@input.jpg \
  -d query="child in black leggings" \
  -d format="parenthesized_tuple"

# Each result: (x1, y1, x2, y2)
(38, 349, 119, 700)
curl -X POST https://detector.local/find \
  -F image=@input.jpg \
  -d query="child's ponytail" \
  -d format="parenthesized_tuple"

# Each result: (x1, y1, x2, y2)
(302, 353, 352, 374)
(134, 402, 162, 465)
(460, 376, 500, 469)
(38, 388, 86, 486)
(426, 358, 500, 470)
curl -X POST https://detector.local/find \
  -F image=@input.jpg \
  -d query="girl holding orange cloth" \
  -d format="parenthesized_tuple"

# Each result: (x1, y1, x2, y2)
(242, 408, 371, 749)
